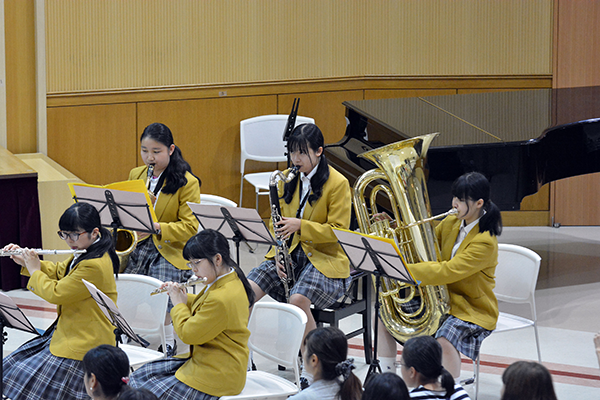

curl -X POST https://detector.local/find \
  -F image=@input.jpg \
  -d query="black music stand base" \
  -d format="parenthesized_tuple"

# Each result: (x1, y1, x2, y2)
(364, 274, 383, 386)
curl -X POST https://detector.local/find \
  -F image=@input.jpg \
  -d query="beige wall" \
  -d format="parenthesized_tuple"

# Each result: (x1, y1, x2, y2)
(45, 0, 552, 93)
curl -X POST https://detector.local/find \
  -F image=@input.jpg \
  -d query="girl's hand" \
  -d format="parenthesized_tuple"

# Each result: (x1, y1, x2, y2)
(372, 212, 397, 229)
(21, 248, 41, 274)
(275, 260, 287, 279)
(3, 244, 25, 267)
(275, 217, 301, 240)
(137, 223, 161, 241)
(165, 282, 187, 306)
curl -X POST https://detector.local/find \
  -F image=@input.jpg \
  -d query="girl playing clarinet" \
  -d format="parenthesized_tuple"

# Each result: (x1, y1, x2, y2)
(2, 202, 120, 400)
(124, 122, 201, 356)
(247, 123, 352, 387)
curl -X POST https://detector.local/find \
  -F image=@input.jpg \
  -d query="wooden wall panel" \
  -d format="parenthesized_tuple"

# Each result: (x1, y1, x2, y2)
(47, 103, 137, 185)
(45, 1, 553, 93)
(137, 95, 277, 210)
(549, 0, 600, 226)
(5, 0, 37, 153)
(278, 90, 364, 147)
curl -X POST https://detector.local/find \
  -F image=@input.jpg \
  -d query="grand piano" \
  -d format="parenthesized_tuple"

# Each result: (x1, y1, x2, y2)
(325, 86, 600, 215)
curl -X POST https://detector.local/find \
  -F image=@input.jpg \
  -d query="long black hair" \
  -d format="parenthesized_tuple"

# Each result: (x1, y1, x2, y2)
(362, 372, 410, 400)
(83, 344, 131, 398)
(304, 327, 362, 400)
(182, 229, 255, 306)
(501, 361, 558, 400)
(451, 171, 502, 236)
(283, 123, 329, 205)
(140, 122, 201, 194)
(59, 202, 119, 275)
(402, 336, 455, 399)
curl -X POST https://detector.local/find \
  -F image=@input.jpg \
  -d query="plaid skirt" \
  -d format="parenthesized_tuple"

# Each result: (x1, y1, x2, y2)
(2, 333, 87, 400)
(130, 357, 218, 400)
(247, 246, 351, 310)
(124, 238, 193, 311)
(435, 315, 492, 360)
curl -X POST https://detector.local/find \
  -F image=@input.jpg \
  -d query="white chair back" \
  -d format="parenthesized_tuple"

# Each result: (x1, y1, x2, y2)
(200, 194, 237, 208)
(116, 274, 169, 354)
(248, 302, 308, 387)
(494, 243, 541, 303)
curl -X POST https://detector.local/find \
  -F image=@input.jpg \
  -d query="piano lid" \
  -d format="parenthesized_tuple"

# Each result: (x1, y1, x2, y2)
(327, 86, 600, 213)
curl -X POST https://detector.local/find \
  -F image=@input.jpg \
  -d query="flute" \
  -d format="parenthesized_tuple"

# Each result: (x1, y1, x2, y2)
(150, 276, 208, 296)
(0, 249, 87, 256)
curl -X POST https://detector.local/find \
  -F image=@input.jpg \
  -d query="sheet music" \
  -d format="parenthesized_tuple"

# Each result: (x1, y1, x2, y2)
(0, 292, 40, 335)
(332, 228, 417, 285)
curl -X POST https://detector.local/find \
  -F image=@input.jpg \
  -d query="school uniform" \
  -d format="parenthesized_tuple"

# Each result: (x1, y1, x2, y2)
(3, 252, 117, 400)
(248, 165, 352, 309)
(410, 215, 499, 359)
(130, 271, 250, 399)
(125, 166, 200, 284)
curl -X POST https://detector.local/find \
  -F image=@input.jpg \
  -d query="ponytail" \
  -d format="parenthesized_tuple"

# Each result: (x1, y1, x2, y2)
(479, 199, 502, 236)
(439, 367, 456, 398)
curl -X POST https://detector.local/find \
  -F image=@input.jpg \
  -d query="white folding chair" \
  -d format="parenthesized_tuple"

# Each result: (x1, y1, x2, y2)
(116, 274, 169, 366)
(221, 302, 308, 400)
(239, 114, 314, 210)
(469, 243, 542, 399)
(200, 194, 237, 208)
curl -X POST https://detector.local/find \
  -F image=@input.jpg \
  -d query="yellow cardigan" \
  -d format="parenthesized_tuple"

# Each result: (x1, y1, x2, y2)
(265, 166, 351, 279)
(129, 166, 200, 270)
(24, 252, 117, 360)
(171, 272, 250, 397)
(410, 216, 499, 331)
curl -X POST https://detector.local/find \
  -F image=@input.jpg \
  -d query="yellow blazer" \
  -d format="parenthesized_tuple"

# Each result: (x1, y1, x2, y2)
(24, 252, 117, 360)
(171, 272, 250, 397)
(410, 215, 499, 331)
(129, 166, 200, 270)
(265, 165, 351, 279)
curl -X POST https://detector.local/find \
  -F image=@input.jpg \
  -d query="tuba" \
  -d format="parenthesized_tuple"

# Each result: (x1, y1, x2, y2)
(353, 132, 450, 343)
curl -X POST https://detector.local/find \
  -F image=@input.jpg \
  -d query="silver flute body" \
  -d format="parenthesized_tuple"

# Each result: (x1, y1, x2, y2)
(402, 208, 459, 229)
(150, 276, 208, 296)
(269, 166, 300, 302)
(0, 249, 87, 256)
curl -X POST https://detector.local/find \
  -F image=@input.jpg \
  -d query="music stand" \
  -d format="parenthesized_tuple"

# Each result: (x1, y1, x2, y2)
(81, 279, 149, 348)
(0, 292, 41, 396)
(187, 202, 276, 264)
(70, 183, 158, 248)
(332, 228, 417, 384)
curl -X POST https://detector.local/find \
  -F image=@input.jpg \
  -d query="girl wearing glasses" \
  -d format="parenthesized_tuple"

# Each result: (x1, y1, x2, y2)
(1, 202, 120, 400)
(129, 229, 255, 399)
(124, 122, 201, 356)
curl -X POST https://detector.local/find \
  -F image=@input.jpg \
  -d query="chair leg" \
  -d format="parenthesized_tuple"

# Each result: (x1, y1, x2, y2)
(255, 191, 259, 212)
(475, 355, 480, 400)
(239, 177, 244, 208)
(533, 322, 542, 362)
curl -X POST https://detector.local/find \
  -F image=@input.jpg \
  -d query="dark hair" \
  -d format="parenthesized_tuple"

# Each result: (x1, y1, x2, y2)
(140, 122, 201, 194)
(451, 171, 502, 236)
(119, 388, 159, 400)
(283, 123, 330, 205)
(59, 202, 119, 275)
(183, 229, 255, 306)
(501, 361, 558, 400)
(304, 327, 362, 400)
(82, 345, 130, 398)
(402, 336, 455, 399)
(362, 372, 410, 400)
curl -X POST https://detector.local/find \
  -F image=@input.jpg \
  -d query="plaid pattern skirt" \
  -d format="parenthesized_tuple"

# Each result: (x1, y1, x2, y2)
(247, 246, 351, 310)
(2, 333, 87, 400)
(124, 238, 193, 311)
(435, 315, 492, 360)
(130, 357, 219, 400)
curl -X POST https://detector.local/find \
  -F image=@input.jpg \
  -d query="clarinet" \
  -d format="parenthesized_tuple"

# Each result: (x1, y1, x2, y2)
(269, 166, 300, 301)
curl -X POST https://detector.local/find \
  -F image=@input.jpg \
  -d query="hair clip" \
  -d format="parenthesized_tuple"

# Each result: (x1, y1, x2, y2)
(121, 376, 130, 384)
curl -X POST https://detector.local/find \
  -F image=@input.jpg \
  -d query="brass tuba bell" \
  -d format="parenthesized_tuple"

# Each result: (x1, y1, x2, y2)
(353, 133, 450, 343)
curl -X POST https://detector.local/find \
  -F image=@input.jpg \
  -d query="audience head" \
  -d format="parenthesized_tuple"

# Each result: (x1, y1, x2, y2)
(362, 372, 410, 400)
(501, 361, 558, 400)
(304, 327, 362, 400)
(83, 345, 130, 399)
(400, 336, 455, 397)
